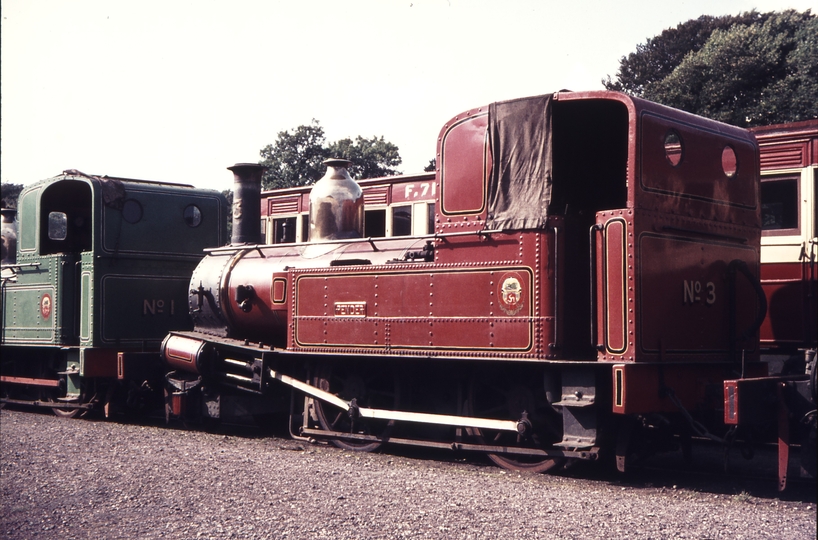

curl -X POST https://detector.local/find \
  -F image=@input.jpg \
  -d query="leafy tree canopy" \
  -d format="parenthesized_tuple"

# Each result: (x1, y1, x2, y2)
(604, 9, 817, 127)
(259, 120, 402, 189)
(1, 183, 24, 209)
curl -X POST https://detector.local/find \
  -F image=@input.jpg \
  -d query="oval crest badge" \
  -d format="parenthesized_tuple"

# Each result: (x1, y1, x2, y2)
(40, 293, 52, 319)
(498, 273, 524, 316)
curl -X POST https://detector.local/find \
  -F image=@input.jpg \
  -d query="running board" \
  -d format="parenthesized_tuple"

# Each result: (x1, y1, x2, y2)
(0, 397, 94, 410)
(300, 427, 600, 461)
(1, 375, 61, 388)
(269, 368, 524, 433)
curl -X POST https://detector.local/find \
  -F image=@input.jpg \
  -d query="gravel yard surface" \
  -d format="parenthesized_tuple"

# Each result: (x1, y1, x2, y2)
(1, 408, 815, 539)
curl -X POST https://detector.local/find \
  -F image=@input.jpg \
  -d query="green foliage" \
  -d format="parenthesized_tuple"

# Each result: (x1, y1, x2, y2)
(327, 136, 401, 180)
(1, 183, 24, 209)
(259, 120, 329, 189)
(604, 11, 771, 96)
(605, 10, 817, 126)
(221, 188, 233, 239)
(259, 120, 402, 189)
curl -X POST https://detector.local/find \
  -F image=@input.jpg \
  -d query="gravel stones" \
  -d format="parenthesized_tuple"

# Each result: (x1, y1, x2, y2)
(1, 409, 815, 539)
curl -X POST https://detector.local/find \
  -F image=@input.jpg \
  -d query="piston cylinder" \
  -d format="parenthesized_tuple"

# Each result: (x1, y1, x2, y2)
(161, 334, 214, 375)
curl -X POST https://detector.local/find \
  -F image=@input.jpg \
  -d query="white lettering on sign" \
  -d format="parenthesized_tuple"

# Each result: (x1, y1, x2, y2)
(334, 302, 367, 317)
(404, 182, 436, 200)
(683, 280, 716, 305)
(144, 299, 176, 315)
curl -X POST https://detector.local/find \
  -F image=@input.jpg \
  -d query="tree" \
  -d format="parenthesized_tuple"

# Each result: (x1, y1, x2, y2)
(1, 183, 24, 209)
(259, 120, 329, 189)
(259, 120, 402, 189)
(327, 136, 401, 180)
(221, 188, 233, 239)
(604, 10, 817, 126)
(603, 11, 772, 96)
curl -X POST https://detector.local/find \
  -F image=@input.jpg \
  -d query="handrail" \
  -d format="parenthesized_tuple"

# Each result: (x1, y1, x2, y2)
(203, 228, 509, 254)
(1, 262, 41, 270)
(551, 225, 560, 350)
(589, 224, 604, 350)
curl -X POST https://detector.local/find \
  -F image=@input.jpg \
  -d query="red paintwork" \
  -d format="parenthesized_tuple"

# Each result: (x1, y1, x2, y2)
(751, 119, 818, 170)
(594, 209, 761, 364)
(751, 120, 818, 351)
(554, 91, 759, 227)
(614, 362, 766, 415)
(440, 113, 490, 216)
(183, 92, 768, 425)
(80, 348, 118, 378)
(262, 173, 437, 220)
(0, 376, 61, 388)
(760, 261, 817, 348)
(163, 334, 210, 375)
(227, 94, 761, 370)
(293, 266, 535, 353)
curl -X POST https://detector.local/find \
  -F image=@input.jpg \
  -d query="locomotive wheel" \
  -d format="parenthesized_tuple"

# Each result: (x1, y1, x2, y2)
(42, 371, 89, 418)
(466, 370, 565, 473)
(44, 385, 89, 418)
(313, 360, 400, 452)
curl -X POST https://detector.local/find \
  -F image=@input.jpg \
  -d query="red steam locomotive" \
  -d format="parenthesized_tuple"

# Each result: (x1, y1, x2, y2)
(160, 91, 816, 486)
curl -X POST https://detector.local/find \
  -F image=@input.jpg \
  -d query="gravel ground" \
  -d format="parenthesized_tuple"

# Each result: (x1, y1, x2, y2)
(1, 408, 815, 539)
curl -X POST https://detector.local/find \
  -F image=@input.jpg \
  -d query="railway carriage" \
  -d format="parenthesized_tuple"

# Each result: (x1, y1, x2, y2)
(722, 120, 817, 488)
(262, 172, 437, 245)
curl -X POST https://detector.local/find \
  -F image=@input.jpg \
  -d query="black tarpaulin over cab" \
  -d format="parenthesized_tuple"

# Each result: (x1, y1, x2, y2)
(486, 94, 553, 231)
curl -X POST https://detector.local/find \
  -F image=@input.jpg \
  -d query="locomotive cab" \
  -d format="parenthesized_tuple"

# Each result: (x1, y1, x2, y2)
(40, 179, 93, 255)
(434, 92, 761, 364)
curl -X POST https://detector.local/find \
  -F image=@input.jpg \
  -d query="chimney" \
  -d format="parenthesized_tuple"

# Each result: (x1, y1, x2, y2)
(227, 163, 265, 245)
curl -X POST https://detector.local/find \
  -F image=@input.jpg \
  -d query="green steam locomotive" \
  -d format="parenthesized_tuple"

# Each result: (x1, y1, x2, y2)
(1, 170, 228, 416)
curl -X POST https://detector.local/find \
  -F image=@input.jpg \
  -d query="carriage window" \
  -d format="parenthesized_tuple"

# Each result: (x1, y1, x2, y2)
(184, 204, 202, 227)
(428, 203, 436, 235)
(392, 205, 412, 237)
(365, 208, 386, 237)
(664, 130, 683, 167)
(48, 212, 67, 241)
(273, 217, 297, 244)
(301, 215, 310, 243)
(761, 178, 798, 231)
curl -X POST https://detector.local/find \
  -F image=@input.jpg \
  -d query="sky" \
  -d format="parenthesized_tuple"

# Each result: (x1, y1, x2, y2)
(2, 0, 816, 192)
